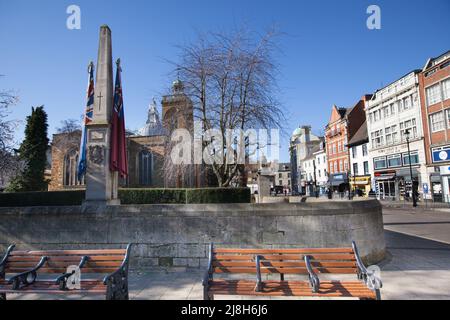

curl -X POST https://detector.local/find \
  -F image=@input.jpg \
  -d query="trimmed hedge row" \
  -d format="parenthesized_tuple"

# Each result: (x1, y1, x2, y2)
(0, 190, 85, 207)
(0, 188, 251, 207)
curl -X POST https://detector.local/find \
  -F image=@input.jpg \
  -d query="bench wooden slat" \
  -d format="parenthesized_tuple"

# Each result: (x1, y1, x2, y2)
(5, 267, 118, 273)
(7, 261, 122, 267)
(7, 255, 125, 262)
(212, 261, 357, 268)
(213, 248, 354, 254)
(213, 267, 357, 274)
(10, 249, 126, 256)
(213, 254, 356, 261)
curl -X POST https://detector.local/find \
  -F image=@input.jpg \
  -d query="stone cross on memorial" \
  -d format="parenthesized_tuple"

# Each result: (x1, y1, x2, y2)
(84, 25, 120, 206)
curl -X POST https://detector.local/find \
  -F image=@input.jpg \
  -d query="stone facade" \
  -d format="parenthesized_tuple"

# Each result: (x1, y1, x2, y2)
(0, 199, 386, 269)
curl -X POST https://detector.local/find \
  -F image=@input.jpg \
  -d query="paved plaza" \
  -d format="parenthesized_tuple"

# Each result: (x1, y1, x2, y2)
(6, 206, 450, 300)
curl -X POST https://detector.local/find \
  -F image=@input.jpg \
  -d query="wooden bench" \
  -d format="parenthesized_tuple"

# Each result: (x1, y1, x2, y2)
(202, 242, 382, 300)
(0, 244, 132, 300)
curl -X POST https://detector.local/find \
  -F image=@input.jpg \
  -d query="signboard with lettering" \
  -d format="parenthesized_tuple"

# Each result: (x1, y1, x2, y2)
(432, 145, 450, 163)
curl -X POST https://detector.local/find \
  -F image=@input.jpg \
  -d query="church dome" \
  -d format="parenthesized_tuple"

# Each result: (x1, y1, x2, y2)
(172, 79, 184, 94)
(138, 98, 166, 137)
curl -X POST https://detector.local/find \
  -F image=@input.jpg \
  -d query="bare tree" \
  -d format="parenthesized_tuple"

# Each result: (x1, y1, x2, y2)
(0, 87, 20, 189)
(56, 119, 81, 134)
(164, 27, 285, 187)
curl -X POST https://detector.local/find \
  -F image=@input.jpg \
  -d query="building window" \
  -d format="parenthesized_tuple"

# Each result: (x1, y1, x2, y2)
(426, 83, 442, 106)
(138, 150, 153, 186)
(443, 78, 450, 101)
(344, 160, 348, 171)
(334, 162, 337, 173)
(385, 125, 398, 145)
(371, 129, 384, 148)
(63, 149, 83, 186)
(400, 119, 417, 141)
(387, 154, 402, 168)
(279, 180, 283, 185)
(353, 163, 358, 175)
(430, 112, 445, 132)
(403, 151, 419, 166)
(362, 144, 368, 156)
(338, 141, 342, 152)
(287, 173, 291, 178)
(352, 147, 357, 158)
(279, 173, 282, 178)
(333, 144, 336, 154)
(374, 156, 387, 170)
(363, 161, 369, 175)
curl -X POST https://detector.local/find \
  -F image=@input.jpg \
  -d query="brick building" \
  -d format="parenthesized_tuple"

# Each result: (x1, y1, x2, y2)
(418, 50, 450, 201)
(325, 97, 369, 192)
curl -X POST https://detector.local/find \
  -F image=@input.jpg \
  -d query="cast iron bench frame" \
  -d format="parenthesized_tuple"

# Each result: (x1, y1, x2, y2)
(0, 244, 132, 300)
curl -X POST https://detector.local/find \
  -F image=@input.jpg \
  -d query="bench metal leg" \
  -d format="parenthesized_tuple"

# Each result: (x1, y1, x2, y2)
(375, 289, 381, 300)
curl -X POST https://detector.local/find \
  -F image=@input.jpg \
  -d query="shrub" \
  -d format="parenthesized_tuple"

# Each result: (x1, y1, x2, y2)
(0, 187, 251, 207)
(186, 187, 251, 204)
(118, 188, 186, 204)
(0, 190, 85, 207)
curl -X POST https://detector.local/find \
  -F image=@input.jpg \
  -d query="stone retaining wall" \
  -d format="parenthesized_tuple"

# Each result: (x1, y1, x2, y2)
(0, 199, 385, 269)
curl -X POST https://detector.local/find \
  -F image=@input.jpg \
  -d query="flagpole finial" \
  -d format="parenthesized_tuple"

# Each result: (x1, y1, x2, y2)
(116, 58, 121, 65)
(88, 61, 94, 72)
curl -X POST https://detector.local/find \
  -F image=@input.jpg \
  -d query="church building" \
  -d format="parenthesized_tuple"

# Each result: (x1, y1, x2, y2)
(49, 80, 203, 191)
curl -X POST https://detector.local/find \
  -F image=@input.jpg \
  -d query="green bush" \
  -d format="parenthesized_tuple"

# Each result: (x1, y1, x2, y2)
(0, 187, 251, 207)
(186, 187, 251, 204)
(0, 190, 85, 207)
(118, 188, 186, 204)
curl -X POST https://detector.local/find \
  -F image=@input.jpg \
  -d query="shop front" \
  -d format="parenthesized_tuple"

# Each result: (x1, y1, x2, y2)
(374, 168, 420, 201)
(430, 145, 450, 203)
(329, 173, 349, 192)
(349, 175, 371, 196)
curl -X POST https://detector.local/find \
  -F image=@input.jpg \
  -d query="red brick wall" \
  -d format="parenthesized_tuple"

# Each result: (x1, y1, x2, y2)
(419, 57, 450, 165)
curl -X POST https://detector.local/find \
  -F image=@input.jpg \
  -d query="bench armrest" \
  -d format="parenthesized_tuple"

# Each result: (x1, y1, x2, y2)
(103, 244, 132, 285)
(304, 255, 320, 293)
(8, 256, 48, 290)
(352, 241, 382, 290)
(56, 255, 89, 290)
(254, 255, 263, 292)
(0, 245, 15, 275)
(202, 243, 214, 287)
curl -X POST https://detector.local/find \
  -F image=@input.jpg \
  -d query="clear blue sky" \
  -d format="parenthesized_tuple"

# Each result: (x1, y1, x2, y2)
(1, 0, 449, 162)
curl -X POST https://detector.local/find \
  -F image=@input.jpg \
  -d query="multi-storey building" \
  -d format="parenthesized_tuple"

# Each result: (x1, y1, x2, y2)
(274, 163, 291, 194)
(366, 70, 427, 200)
(325, 97, 368, 192)
(347, 122, 372, 196)
(418, 50, 450, 202)
(303, 141, 327, 196)
(289, 126, 322, 194)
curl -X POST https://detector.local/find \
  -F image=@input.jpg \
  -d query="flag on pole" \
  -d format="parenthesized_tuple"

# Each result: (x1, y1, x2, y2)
(110, 58, 128, 177)
(77, 61, 94, 182)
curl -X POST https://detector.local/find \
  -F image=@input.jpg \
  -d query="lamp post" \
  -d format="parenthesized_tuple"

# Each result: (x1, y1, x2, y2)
(313, 159, 318, 198)
(405, 129, 417, 208)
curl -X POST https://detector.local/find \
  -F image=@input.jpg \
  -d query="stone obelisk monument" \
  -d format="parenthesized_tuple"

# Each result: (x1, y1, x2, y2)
(84, 25, 119, 206)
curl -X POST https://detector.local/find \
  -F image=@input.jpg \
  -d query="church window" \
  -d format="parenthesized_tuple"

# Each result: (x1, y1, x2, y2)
(139, 150, 153, 186)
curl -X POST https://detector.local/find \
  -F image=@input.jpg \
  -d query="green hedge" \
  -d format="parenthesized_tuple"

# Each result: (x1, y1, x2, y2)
(0, 190, 85, 207)
(118, 188, 186, 204)
(0, 188, 251, 206)
(186, 188, 251, 204)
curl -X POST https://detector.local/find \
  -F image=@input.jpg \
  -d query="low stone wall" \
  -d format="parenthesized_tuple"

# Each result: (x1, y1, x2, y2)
(0, 199, 385, 269)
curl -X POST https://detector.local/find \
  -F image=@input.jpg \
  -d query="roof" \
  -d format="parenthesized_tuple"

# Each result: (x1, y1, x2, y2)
(347, 121, 368, 147)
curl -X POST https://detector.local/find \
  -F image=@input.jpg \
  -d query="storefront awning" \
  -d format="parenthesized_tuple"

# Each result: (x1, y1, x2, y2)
(374, 173, 395, 181)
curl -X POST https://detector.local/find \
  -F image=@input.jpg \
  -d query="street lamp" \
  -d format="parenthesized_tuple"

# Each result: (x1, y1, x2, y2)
(405, 129, 418, 208)
(313, 159, 318, 198)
